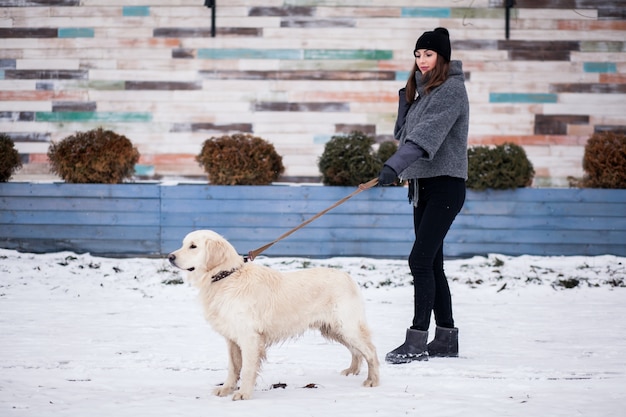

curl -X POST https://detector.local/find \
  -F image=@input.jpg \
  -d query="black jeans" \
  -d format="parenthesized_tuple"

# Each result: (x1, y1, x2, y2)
(408, 176, 465, 331)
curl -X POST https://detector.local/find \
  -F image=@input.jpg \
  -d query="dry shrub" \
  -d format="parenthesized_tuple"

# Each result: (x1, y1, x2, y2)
(47, 127, 139, 183)
(582, 131, 626, 189)
(0, 134, 22, 182)
(196, 133, 284, 185)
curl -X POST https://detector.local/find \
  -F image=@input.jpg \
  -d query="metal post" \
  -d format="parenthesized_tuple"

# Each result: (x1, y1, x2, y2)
(204, 0, 216, 37)
(505, 0, 515, 40)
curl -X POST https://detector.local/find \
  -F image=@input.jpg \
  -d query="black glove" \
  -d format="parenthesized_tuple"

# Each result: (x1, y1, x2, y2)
(378, 165, 398, 186)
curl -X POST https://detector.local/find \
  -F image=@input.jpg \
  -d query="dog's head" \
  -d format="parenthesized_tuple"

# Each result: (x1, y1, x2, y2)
(168, 230, 243, 283)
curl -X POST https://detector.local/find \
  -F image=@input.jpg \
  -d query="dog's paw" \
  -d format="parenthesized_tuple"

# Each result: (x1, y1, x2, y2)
(213, 386, 235, 397)
(340, 366, 361, 376)
(231, 390, 252, 401)
(362, 377, 380, 387)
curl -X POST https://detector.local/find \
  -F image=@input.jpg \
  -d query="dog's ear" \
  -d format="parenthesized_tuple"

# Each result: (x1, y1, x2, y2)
(204, 235, 229, 269)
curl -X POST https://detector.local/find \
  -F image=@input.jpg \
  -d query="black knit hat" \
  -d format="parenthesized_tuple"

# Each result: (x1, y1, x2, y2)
(414, 27, 451, 62)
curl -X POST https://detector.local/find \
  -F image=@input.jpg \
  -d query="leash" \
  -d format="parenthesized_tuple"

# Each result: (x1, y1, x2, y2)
(246, 177, 379, 261)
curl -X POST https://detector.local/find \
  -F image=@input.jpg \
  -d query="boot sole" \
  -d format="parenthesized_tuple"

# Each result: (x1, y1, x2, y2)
(385, 353, 429, 364)
(428, 353, 459, 358)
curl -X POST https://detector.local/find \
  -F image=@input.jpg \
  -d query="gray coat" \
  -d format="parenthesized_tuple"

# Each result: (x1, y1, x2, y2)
(391, 60, 469, 181)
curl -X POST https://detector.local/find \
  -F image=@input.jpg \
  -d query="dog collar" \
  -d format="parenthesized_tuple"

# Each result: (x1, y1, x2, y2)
(211, 268, 238, 283)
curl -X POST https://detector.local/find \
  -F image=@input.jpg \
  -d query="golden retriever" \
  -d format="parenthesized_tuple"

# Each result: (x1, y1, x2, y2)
(168, 230, 380, 400)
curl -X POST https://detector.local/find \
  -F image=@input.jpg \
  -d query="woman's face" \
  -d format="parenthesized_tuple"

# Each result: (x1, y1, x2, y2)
(414, 49, 438, 74)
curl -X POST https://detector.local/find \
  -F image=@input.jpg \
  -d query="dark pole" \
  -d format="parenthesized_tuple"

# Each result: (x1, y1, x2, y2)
(211, 2, 216, 38)
(505, 0, 515, 40)
(204, 0, 216, 37)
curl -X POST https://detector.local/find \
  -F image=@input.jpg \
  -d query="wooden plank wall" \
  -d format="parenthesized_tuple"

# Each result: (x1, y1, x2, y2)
(1, 0, 626, 186)
(1, 183, 625, 258)
(0, 183, 161, 254)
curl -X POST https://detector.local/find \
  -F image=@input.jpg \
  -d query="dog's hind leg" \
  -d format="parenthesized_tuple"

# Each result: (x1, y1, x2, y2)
(353, 324, 380, 387)
(214, 339, 242, 397)
(337, 322, 380, 387)
(340, 349, 363, 376)
(232, 333, 266, 401)
(320, 324, 363, 376)
(361, 344, 380, 387)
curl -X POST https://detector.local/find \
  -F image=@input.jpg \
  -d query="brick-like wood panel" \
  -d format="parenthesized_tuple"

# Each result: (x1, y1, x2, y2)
(534, 115, 589, 135)
(3, 0, 80, 5)
(1, 0, 625, 186)
(0, 28, 58, 38)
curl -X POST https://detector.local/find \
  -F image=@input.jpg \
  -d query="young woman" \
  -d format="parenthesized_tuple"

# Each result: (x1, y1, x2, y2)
(378, 27, 469, 363)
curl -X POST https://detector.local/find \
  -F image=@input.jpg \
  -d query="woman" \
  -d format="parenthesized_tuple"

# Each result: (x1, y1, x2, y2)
(378, 27, 469, 363)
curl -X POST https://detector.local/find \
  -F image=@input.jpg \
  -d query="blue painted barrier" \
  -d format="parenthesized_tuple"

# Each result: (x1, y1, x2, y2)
(1, 183, 625, 258)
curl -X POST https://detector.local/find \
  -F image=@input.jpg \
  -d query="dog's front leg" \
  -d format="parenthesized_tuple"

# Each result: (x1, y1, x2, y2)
(214, 339, 242, 397)
(232, 334, 265, 401)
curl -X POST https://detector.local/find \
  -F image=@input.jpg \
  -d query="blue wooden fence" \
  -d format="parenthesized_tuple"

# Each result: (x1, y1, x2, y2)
(1, 183, 625, 258)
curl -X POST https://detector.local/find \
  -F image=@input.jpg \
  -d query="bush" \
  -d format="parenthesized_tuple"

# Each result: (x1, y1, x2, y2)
(467, 143, 535, 190)
(47, 127, 139, 183)
(377, 140, 398, 165)
(318, 131, 396, 186)
(582, 131, 626, 189)
(196, 133, 284, 185)
(0, 134, 22, 182)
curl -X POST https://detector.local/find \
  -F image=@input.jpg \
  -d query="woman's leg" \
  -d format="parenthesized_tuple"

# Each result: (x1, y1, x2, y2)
(432, 246, 454, 328)
(409, 177, 465, 331)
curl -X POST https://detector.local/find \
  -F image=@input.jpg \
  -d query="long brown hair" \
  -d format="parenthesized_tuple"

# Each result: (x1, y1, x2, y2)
(404, 55, 450, 103)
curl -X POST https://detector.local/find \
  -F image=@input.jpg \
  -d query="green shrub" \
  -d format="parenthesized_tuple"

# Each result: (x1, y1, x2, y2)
(376, 140, 398, 165)
(47, 127, 139, 184)
(467, 143, 535, 190)
(0, 134, 22, 182)
(582, 131, 626, 189)
(318, 131, 396, 186)
(196, 133, 284, 185)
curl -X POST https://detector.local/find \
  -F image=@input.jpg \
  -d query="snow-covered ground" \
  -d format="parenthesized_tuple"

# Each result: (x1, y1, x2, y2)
(1, 249, 625, 417)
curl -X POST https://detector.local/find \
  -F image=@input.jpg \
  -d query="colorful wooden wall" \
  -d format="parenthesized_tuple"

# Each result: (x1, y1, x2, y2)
(1, 0, 625, 186)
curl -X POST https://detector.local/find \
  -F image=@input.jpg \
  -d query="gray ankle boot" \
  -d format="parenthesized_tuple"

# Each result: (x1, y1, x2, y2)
(427, 326, 458, 357)
(385, 328, 429, 364)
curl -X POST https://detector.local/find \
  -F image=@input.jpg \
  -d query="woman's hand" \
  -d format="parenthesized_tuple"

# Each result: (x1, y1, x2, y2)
(378, 165, 398, 186)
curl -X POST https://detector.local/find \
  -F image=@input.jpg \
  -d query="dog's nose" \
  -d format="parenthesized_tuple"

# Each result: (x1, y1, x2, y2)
(168, 254, 176, 263)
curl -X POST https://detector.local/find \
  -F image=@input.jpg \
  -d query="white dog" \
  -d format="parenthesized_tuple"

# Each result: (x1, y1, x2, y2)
(168, 230, 380, 400)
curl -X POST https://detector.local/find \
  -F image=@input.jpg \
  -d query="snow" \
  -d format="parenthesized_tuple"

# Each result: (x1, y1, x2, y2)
(1, 248, 625, 416)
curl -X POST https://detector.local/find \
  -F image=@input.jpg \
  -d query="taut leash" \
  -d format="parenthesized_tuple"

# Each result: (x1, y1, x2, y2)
(246, 177, 379, 261)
